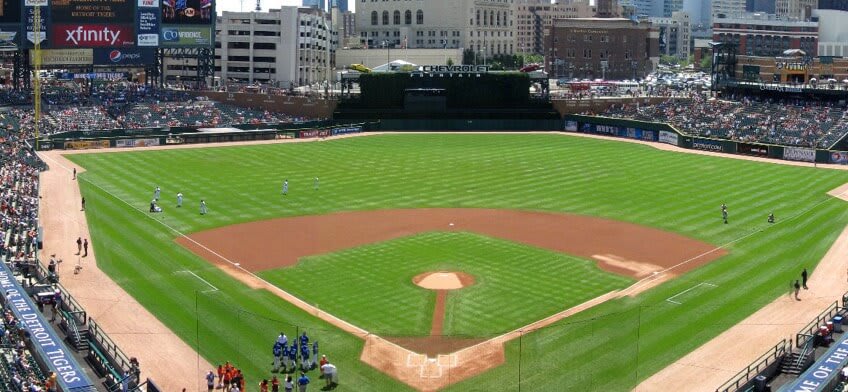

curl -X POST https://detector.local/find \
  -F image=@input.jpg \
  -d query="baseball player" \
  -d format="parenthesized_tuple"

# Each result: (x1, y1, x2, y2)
(277, 332, 288, 346)
(300, 343, 310, 371)
(177, 192, 183, 208)
(311, 341, 319, 369)
(287, 344, 297, 371)
(154, 186, 161, 201)
(721, 204, 728, 224)
(768, 212, 775, 223)
(200, 199, 208, 215)
(273, 342, 282, 372)
(314, 177, 319, 190)
(282, 179, 289, 196)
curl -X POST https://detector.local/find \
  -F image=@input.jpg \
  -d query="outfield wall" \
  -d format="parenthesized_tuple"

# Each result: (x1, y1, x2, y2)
(190, 92, 338, 119)
(564, 115, 842, 165)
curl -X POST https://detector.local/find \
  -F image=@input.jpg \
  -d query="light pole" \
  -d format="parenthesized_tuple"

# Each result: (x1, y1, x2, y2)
(383, 40, 390, 68)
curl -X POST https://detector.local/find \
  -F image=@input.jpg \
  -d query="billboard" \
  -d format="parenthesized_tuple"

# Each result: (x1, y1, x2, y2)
(32, 48, 93, 65)
(136, 0, 160, 47)
(831, 151, 848, 164)
(737, 142, 768, 157)
(160, 25, 211, 47)
(93, 47, 154, 65)
(51, 0, 134, 24)
(658, 130, 678, 146)
(692, 138, 722, 152)
(162, 0, 213, 25)
(51, 24, 135, 47)
(0, 24, 18, 50)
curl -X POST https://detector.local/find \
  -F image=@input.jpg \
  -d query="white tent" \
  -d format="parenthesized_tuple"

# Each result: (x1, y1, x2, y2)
(372, 60, 419, 73)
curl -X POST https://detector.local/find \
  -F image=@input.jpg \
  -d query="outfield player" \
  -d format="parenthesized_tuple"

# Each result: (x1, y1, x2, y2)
(282, 180, 289, 196)
(200, 199, 208, 215)
(154, 186, 161, 201)
(314, 177, 319, 190)
(721, 205, 728, 224)
(768, 212, 775, 223)
(177, 192, 183, 208)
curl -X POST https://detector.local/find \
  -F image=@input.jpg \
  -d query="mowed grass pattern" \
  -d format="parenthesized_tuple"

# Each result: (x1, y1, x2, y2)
(68, 134, 848, 391)
(260, 231, 632, 336)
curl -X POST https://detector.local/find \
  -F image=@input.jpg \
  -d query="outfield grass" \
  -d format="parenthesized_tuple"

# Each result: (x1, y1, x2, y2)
(260, 231, 632, 336)
(68, 134, 848, 391)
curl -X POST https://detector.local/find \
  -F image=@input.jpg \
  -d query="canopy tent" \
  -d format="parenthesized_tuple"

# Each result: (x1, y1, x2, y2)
(372, 60, 419, 73)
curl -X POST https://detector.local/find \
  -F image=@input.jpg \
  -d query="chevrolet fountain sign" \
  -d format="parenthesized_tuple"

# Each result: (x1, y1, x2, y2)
(413, 65, 490, 77)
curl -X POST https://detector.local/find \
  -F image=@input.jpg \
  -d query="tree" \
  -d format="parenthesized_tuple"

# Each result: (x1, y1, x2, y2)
(446, 57, 454, 66)
(659, 55, 679, 66)
(700, 56, 712, 70)
(462, 49, 475, 65)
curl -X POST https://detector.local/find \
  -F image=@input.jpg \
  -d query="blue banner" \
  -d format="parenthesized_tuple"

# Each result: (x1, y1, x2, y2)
(783, 333, 848, 391)
(93, 48, 155, 65)
(23, 3, 49, 48)
(330, 126, 362, 136)
(831, 151, 848, 164)
(0, 267, 95, 390)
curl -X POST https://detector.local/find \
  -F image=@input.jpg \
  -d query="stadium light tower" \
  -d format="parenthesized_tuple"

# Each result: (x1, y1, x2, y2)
(33, 4, 42, 150)
(255, 0, 261, 11)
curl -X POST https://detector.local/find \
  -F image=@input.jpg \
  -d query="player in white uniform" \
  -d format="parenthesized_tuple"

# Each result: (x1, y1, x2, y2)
(154, 186, 161, 201)
(177, 192, 183, 208)
(200, 200, 208, 215)
(282, 180, 288, 195)
(314, 177, 319, 190)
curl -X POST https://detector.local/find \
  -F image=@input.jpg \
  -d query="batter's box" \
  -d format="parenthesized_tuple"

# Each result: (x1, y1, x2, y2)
(437, 354, 457, 367)
(406, 353, 427, 367)
(420, 358, 443, 378)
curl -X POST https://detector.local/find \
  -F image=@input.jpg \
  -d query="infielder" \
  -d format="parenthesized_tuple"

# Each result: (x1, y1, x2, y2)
(177, 192, 183, 208)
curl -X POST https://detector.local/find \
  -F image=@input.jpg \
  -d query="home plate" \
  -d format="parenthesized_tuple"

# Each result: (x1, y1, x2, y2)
(449, 223, 454, 226)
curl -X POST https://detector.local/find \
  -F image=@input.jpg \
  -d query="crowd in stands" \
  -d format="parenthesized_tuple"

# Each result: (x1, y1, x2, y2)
(602, 96, 848, 148)
(0, 307, 58, 392)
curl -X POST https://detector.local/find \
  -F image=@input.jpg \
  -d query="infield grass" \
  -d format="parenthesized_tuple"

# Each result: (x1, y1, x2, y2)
(67, 133, 848, 391)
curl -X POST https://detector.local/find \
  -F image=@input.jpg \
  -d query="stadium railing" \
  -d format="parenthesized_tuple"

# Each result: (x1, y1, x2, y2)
(795, 300, 843, 349)
(714, 338, 792, 392)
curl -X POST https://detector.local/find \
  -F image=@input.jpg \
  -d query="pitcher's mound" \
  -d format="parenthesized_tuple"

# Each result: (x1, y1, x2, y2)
(413, 271, 475, 290)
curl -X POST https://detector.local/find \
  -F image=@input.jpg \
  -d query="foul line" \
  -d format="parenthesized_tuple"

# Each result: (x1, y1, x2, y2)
(38, 151, 372, 339)
(665, 282, 717, 305)
(175, 270, 219, 292)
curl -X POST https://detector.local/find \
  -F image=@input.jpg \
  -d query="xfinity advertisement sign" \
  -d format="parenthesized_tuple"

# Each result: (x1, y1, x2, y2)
(51, 24, 135, 47)
(160, 26, 211, 47)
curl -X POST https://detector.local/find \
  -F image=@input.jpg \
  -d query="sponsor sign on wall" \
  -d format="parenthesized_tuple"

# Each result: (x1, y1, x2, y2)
(63, 140, 110, 150)
(51, 24, 135, 47)
(24, 4, 48, 45)
(592, 124, 620, 136)
(331, 126, 362, 136)
(737, 142, 768, 157)
(831, 151, 848, 164)
(0, 24, 19, 50)
(299, 129, 331, 139)
(564, 120, 578, 132)
(93, 47, 153, 65)
(115, 138, 160, 148)
(658, 130, 678, 145)
(136, 0, 159, 46)
(31, 48, 93, 65)
(692, 138, 722, 152)
(160, 26, 211, 47)
(51, 0, 134, 24)
(783, 146, 815, 162)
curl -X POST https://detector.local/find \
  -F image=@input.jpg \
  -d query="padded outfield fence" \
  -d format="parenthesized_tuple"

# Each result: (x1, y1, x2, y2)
(564, 114, 848, 165)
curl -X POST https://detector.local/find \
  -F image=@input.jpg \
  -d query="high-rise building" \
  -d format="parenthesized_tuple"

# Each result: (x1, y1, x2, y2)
(355, 0, 516, 57)
(597, 0, 620, 17)
(210, 8, 336, 87)
(776, 0, 817, 19)
(516, 0, 595, 55)
(712, 0, 746, 20)
(682, 0, 711, 27)
(620, 0, 656, 17)
(661, 0, 684, 17)
(330, 0, 349, 12)
(713, 13, 818, 56)
(647, 10, 691, 57)
(812, 8, 848, 56)
(303, 0, 325, 11)
(746, 0, 776, 12)
(819, 0, 848, 11)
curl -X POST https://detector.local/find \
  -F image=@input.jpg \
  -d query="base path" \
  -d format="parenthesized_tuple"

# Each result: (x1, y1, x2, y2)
(37, 151, 213, 391)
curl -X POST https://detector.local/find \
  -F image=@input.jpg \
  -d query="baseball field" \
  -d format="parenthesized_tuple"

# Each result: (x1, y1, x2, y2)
(65, 133, 848, 391)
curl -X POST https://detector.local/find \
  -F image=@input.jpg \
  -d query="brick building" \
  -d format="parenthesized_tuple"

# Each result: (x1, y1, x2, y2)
(516, 0, 595, 55)
(544, 18, 658, 80)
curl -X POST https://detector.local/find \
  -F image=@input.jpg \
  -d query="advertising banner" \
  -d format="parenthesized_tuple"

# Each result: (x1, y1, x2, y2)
(831, 151, 848, 164)
(620, 127, 657, 141)
(63, 140, 110, 150)
(24, 4, 48, 46)
(783, 146, 815, 162)
(161, 0, 213, 25)
(331, 126, 362, 136)
(51, 0, 134, 24)
(160, 26, 211, 47)
(32, 48, 93, 65)
(299, 129, 331, 139)
(51, 24, 135, 47)
(93, 47, 154, 65)
(659, 130, 679, 145)
(115, 138, 160, 148)
(136, 0, 159, 46)
(592, 124, 620, 136)
(692, 138, 723, 152)
(564, 120, 578, 132)
(737, 142, 768, 157)
(0, 24, 19, 51)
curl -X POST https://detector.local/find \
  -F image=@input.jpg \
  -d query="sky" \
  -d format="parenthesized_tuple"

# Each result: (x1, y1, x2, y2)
(216, 0, 334, 13)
